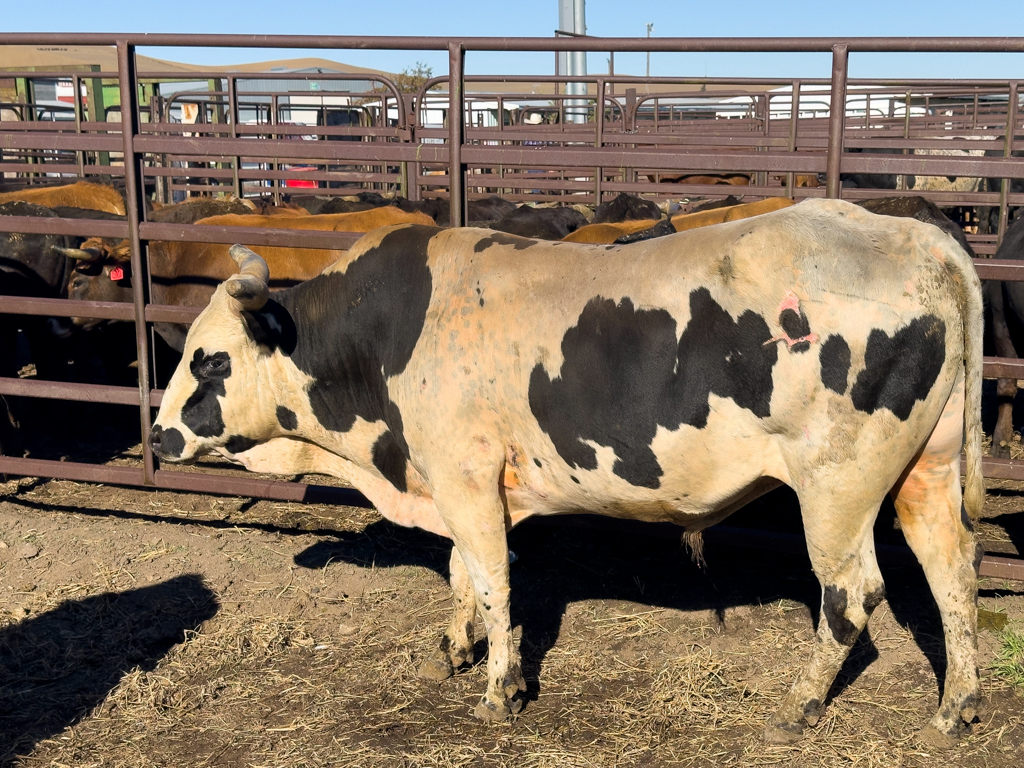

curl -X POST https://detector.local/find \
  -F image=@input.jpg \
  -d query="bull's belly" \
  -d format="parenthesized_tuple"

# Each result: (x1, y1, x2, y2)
(499, 404, 791, 528)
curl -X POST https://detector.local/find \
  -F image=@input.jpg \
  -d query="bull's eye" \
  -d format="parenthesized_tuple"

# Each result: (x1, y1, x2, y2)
(200, 357, 229, 377)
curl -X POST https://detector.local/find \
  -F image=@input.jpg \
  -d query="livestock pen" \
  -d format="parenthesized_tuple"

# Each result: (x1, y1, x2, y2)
(3, 34, 1024, 767)
(1, 33, 1023, 578)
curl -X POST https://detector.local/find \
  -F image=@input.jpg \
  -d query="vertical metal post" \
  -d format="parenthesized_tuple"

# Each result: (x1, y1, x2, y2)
(116, 41, 155, 486)
(825, 44, 849, 200)
(73, 74, 85, 178)
(786, 80, 801, 199)
(448, 42, 465, 228)
(228, 75, 241, 198)
(998, 81, 1019, 248)
(903, 91, 912, 138)
(409, 92, 422, 203)
(271, 94, 280, 206)
(595, 77, 605, 204)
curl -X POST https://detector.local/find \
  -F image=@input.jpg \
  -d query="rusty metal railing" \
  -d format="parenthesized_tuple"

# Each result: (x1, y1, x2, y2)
(1, 34, 1024, 581)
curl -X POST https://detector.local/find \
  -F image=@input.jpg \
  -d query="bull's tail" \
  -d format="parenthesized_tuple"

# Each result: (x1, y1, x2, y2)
(957, 242, 985, 521)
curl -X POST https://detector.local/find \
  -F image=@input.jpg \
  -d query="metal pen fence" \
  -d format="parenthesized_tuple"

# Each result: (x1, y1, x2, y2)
(1, 34, 1024, 580)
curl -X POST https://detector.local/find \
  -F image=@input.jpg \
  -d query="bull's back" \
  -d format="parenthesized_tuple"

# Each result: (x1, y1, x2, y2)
(396, 200, 971, 520)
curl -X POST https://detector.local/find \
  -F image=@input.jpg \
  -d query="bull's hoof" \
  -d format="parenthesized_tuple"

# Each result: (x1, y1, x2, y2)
(993, 443, 1012, 460)
(473, 695, 513, 722)
(763, 721, 803, 745)
(417, 654, 454, 681)
(503, 670, 527, 699)
(917, 724, 961, 750)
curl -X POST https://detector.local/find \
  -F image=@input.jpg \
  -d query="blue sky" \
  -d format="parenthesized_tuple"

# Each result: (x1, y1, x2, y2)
(5, 0, 1024, 80)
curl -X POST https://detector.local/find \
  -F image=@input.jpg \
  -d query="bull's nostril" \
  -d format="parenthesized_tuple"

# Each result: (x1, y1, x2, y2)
(150, 425, 185, 459)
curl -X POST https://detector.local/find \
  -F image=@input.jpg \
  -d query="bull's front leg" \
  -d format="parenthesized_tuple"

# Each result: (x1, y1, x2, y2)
(418, 546, 477, 680)
(427, 453, 526, 721)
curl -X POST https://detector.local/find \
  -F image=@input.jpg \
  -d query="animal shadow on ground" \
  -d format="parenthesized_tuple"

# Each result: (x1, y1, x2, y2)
(0, 574, 219, 766)
(294, 486, 949, 715)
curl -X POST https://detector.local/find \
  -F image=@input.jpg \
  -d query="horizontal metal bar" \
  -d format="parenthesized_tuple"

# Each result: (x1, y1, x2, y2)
(0, 456, 145, 486)
(0, 215, 128, 239)
(979, 555, 1024, 581)
(0, 376, 144, 406)
(983, 357, 1024, 379)
(133, 135, 440, 163)
(0, 296, 136, 320)
(153, 469, 372, 506)
(2, 34, 1024, 54)
(461, 146, 829, 173)
(0, 454, 372, 507)
(138, 222, 363, 249)
(0, 132, 124, 152)
(973, 260, 1024, 281)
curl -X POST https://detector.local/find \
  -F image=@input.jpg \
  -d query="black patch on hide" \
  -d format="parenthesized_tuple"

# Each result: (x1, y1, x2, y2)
(528, 288, 777, 489)
(850, 316, 946, 421)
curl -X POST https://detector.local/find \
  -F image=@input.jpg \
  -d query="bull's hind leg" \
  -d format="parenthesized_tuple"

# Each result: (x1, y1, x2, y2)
(418, 546, 477, 680)
(891, 402, 981, 745)
(766, 487, 887, 744)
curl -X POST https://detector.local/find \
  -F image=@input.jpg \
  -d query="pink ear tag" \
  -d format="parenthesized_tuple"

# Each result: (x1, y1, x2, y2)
(109, 266, 124, 281)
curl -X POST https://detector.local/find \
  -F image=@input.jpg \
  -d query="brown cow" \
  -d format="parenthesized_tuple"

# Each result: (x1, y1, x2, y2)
(651, 173, 751, 186)
(64, 207, 435, 351)
(563, 198, 796, 244)
(0, 181, 126, 215)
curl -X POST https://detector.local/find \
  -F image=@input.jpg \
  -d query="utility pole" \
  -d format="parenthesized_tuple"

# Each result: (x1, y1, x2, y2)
(557, 0, 588, 124)
(646, 23, 654, 78)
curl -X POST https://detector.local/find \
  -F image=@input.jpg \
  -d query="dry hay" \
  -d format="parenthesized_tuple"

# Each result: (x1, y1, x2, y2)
(2, 473, 1024, 766)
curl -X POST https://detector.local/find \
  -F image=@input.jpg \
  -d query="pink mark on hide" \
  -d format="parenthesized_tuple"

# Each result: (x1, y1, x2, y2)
(764, 290, 819, 349)
(803, 426, 811, 441)
(777, 291, 801, 315)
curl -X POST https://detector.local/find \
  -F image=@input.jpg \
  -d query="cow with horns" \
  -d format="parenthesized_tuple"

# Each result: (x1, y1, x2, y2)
(149, 199, 983, 746)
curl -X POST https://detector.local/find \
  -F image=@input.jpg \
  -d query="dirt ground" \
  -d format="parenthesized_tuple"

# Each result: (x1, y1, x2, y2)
(1, 458, 1023, 767)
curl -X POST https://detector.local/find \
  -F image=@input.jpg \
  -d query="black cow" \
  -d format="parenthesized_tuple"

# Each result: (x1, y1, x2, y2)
(488, 204, 588, 240)
(593, 193, 661, 224)
(984, 215, 1024, 457)
(0, 201, 78, 454)
(856, 197, 975, 258)
(817, 148, 915, 190)
(394, 195, 517, 225)
(291, 191, 391, 215)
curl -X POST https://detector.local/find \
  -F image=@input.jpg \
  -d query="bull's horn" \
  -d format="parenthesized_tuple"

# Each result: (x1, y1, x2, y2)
(54, 246, 103, 261)
(226, 244, 269, 311)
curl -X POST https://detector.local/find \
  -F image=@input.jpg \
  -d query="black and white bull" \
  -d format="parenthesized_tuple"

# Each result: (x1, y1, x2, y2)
(150, 199, 984, 746)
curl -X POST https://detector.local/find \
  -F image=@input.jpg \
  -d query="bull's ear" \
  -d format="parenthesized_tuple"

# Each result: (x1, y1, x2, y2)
(241, 300, 297, 354)
(225, 244, 269, 311)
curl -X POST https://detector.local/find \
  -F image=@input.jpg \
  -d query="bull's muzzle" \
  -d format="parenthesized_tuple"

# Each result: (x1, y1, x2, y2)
(149, 424, 186, 460)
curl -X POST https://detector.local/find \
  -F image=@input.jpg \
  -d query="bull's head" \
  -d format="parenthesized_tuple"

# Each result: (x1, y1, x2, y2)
(58, 237, 133, 328)
(150, 245, 288, 462)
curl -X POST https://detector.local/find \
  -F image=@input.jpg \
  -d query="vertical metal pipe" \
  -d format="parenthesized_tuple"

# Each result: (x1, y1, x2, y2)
(116, 41, 155, 486)
(786, 80, 801, 199)
(73, 74, 85, 178)
(825, 44, 849, 200)
(998, 81, 1019, 248)
(410, 92, 422, 203)
(271, 94, 280, 206)
(595, 77, 605, 204)
(228, 75, 241, 198)
(448, 42, 465, 228)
